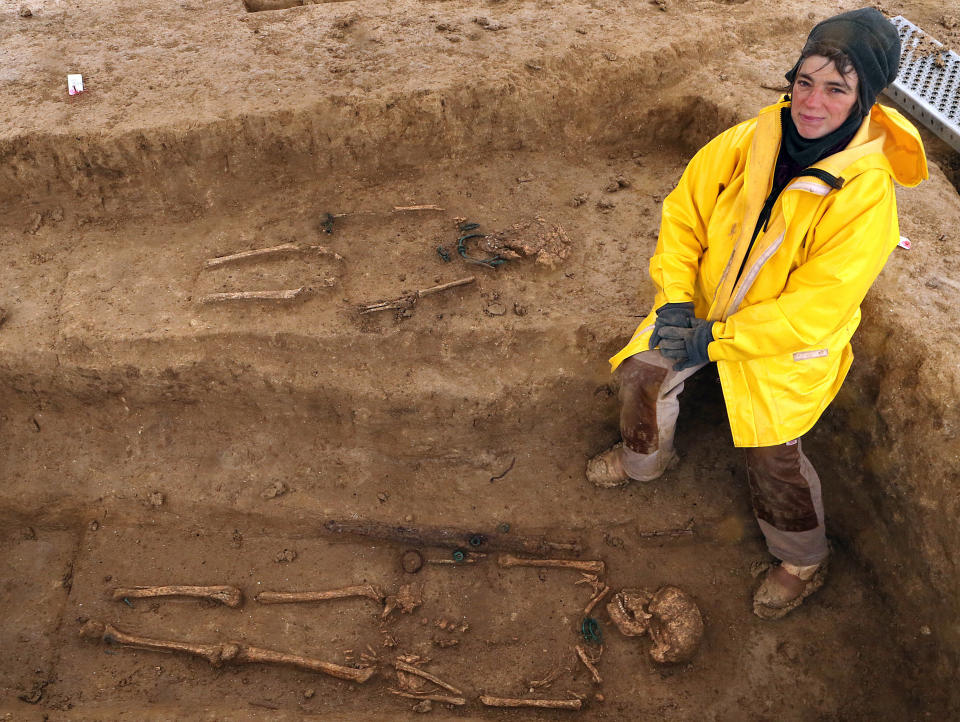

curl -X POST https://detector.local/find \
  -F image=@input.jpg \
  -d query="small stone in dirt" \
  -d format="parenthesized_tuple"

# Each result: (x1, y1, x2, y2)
(596, 198, 616, 211)
(575, 27, 587, 34)
(434, 638, 459, 648)
(473, 16, 504, 31)
(920, 625, 932, 636)
(405, 514, 414, 522)
(26, 212, 42, 234)
(19, 5, 32, 17)
(231, 529, 243, 548)
(261, 481, 288, 500)
(484, 302, 507, 317)
(605, 175, 631, 192)
(303, 688, 315, 699)
(148, 492, 165, 508)
(275, 548, 297, 563)
(89, 520, 100, 532)
(651, 0, 668, 10)
(413, 700, 432, 713)
(571, 193, 589, 207)
(377, 491, 389, 503)
(517, 172, 534, 183)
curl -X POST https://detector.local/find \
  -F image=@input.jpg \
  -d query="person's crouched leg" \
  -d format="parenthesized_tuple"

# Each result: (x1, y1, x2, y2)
(745, 439, 829, 619)
(587, 351, 699, 487)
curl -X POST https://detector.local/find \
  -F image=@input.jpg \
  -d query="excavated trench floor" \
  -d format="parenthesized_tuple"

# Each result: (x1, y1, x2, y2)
(0, 140, 949, 719)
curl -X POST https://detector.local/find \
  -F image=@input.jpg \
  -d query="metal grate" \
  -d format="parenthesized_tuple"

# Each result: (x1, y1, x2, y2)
(885, 16, 960, 152)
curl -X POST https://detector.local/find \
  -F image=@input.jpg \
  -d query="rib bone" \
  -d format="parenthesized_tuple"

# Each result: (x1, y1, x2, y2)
(111, 585, 242, 608)
(79, 620, 374, 683)
(394, 660, 462, 695)
(255, 584, 384, 605)
(358, 277, 475, 314)
(583, 585, 611, 616)
(480, 695, 582, 710)
(498, 555, 604, 575)
(388, 689, 466, 706)
(575, 645, 603, 685)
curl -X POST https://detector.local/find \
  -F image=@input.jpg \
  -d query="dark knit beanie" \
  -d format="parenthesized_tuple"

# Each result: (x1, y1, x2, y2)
(785, 8, 902, 114)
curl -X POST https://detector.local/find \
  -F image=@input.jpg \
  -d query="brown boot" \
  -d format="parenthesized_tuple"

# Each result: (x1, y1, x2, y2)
(586, 443, 630, 488)
(752, 560, 827, 620)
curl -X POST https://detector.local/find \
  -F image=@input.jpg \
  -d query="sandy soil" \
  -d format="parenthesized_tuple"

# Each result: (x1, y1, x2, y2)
(1, 0, 958, 718)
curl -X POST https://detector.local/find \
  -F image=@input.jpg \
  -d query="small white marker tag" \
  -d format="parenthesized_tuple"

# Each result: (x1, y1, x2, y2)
(67, 74, 84, 95)
(793, 349, 828, 362)
(898, 236, 911, 250)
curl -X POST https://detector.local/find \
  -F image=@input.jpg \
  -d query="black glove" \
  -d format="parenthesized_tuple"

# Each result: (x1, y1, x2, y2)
(657, 319, 715, 371)
(648, 301, 695, 351)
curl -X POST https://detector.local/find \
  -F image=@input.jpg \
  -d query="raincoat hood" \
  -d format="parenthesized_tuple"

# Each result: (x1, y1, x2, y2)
(796, 100, 928, 188)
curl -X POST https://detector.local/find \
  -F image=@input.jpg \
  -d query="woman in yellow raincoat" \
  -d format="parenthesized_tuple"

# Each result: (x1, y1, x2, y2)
(587, 8, 927, 618)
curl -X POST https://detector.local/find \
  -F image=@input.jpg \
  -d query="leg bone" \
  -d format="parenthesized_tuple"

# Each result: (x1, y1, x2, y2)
(498, 555, 604, 575)
(79, 620, 374, 683)
(255, 584, 384, 605)
(480, 695, 582, 710)
(111, 585, 243, 608)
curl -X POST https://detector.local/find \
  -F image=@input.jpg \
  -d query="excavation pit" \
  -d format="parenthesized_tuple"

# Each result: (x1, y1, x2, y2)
(1, 0, 958, 717)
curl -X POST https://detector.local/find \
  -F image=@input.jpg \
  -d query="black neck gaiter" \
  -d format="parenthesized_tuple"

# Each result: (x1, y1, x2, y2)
(780, 105, 863, 169)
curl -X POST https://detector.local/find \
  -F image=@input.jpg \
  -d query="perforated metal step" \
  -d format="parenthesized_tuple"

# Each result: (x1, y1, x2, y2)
(886, 16, 960, 152)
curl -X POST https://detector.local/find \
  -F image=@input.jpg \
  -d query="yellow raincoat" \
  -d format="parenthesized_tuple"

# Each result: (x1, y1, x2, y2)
(610, 100, 927, 447)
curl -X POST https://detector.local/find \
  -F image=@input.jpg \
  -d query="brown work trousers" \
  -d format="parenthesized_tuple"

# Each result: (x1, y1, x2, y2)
(617, 351, 829, 566)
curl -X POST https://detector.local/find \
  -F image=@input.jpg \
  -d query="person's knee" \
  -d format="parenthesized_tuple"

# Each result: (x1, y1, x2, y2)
(745, 443, 818, 532)
(617, 355, 667, 403)
(744, 444, 802, 483)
